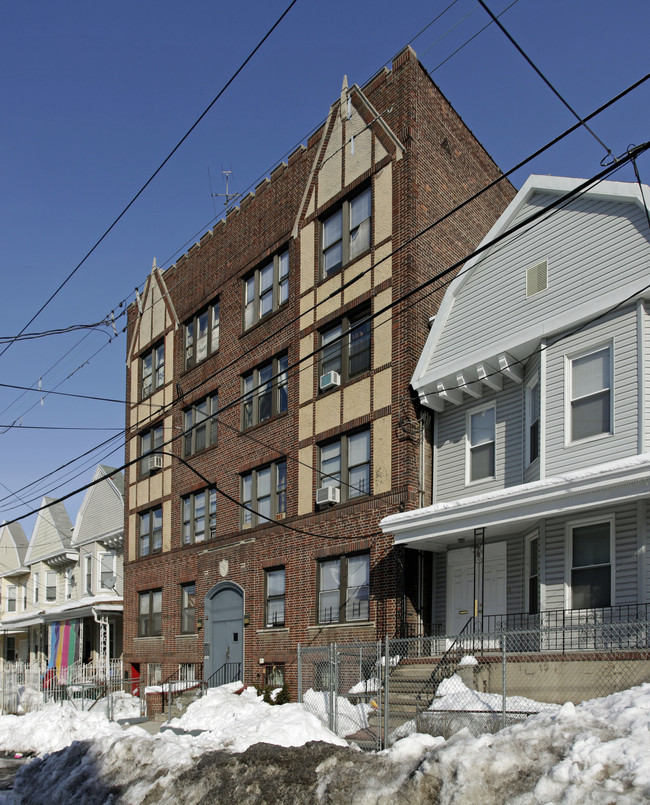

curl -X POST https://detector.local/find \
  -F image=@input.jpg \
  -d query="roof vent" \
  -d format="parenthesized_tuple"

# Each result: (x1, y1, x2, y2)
(526, 260, 548, 298)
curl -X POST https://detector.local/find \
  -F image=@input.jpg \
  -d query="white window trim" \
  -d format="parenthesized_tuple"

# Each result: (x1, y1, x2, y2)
(99, 551, 117, 590)
(524, 530, 540, 614)
(564, 340, 614, 447)
(33, 572, 39, 605)
(85, 554, 93, 595)
(525, 374, 540, 467)
(465, 402, 497, 486)
(564, 514, 615, 609)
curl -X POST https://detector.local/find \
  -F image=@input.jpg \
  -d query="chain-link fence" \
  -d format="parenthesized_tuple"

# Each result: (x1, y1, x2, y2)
(298, 616, 650, 749)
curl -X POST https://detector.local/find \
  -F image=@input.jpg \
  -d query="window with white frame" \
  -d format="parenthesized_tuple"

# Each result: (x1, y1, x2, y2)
(242, 355, 288, 429)
(183, 392, 218, 456)
(526, 378, 540, 465)
(182, 489, 217, 545)
(318, 553, 370, 624)
(184, 299, 220, 368)
(33, 572, 39, 604)
(65, 568, 72, 600)
(241, 460, 287, 528)
(570, 520, 612, 609)
(467, 406, 496, 483)
(139, 507, 163, 557)
(46, 571, 57, 602)
(244, 249, 289, 329)
(265, 568, 285, 627)
(141, 342, 165, 398)
(100, 552, 116, 590)
(319, 308, 371, 387)
(569, 345, 612, 442)
(527, 534, 539, 615)
(321, 187, 371, 277)
(85, 556, 92, 594)
(6, 585, 16, 613)
(139, 423, 164, 476)
(319, 429, 370, 503)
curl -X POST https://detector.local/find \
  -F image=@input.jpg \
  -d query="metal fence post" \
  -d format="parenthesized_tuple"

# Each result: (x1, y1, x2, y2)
(328, 643, 334, 733)
(502, 631, 507, 731)
(297, 643, 302, 703)
(384, 635, 390, 749)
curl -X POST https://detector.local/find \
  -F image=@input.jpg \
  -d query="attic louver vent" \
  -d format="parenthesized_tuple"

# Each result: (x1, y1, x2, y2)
(526, 260, 548, 298)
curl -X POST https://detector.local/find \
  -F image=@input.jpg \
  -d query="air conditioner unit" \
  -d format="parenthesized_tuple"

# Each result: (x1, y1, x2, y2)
(319, 371, 341, 391)
(316, 486, 340, 506)
(148, 453, 163, 471)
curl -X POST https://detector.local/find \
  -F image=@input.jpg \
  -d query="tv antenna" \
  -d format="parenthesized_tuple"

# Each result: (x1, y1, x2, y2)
(211, 169, 240, 208)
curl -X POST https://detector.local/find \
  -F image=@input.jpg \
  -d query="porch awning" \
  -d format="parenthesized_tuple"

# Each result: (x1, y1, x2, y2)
(380, 453, 650, 551)
(1, 614, 45, 632)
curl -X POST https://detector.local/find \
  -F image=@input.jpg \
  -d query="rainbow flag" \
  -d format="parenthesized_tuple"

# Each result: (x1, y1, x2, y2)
(47, 620, 80, 682)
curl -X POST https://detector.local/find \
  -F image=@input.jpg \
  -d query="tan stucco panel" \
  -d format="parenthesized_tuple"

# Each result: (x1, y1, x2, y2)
(316, 273, 342, 321)
(315, 390, 341, 435)
(373, 367, 392, 411)
(128, 514, 137, 561)
(318, 115, 343, 204)
(344, 271, 371, 307)
(299, 335, 315, 405)
(306, 192, 315, 219)
(299, 404, 314, 441)
(140, 286, 153, 347)
(300, 291, 314, 330)
(151, 280, 167, 336)
(149, 472, 163, 502)
(343, 378, 370, 423)
(300, 221, 315, 294)
(130, 361, 139, 406)
(345, 126, 372, 186)
(373, 415, 392, 494)
(375, 137, 388, 164)
(373, 289, 392, 369)
(162, 500, 172, 552)
(135, 479, 148, 509)
(374, 166, 392, 246)
(374, 241, 392, 287)
(298, 446, 314, 516)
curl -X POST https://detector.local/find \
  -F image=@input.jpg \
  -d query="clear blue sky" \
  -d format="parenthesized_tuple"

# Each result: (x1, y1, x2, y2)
(1, 0, 649, 532)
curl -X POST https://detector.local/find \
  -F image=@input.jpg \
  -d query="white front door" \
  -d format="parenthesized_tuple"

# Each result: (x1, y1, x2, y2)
(447, 542, 507, 635)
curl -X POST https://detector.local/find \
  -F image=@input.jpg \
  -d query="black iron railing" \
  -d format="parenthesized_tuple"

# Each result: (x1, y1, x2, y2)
(204, 661, 242, 690)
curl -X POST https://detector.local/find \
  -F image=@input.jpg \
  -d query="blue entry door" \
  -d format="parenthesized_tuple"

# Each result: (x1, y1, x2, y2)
(205, 584, 243, 684)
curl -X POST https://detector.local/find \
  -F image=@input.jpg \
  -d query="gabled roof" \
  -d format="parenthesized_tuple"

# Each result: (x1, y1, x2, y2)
(0, 520, 29, 576)
(412, 175, 650, 411)
(24, 497, 74, 565)
(72, 465, 124, 547)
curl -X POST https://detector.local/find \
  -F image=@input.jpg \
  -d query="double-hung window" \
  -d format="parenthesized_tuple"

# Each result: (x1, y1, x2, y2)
(46, 571, 57, 602)
(100, 552, 116, 590)
(241, 460, 287, 527)
(141, 343, 165, 398)
(85, 556, 92, 595)
(320, 308, 371, 387)
(467, 406, 495, 483)
(321, 187, 371, 277)
(33, 572, 39, 604)
(185, 299, 220, 368)
(569, 345, 612, 442)
(180, 583, 196, 634)
(6, 586, 16, 613)
(526, 378, 540, 465)
(183, 392, 218, 455)
(570, 521, 611, 609)
(244, 250, 289, 329)
(138, 589, 162, 637)
(265, 568, 285, 627)
(242, 354, 288, 429)
(139, 507, 163, 557)
(140, 424, 164, 476)
(319, 429, 370, 502)
(182, 489, 217, 545)
(318, 553, 370, 624)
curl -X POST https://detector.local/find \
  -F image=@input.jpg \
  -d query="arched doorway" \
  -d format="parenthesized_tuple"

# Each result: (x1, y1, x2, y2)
(204, 581, 244, 686)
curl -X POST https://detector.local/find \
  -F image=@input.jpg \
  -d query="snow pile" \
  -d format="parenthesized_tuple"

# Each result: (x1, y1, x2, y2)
(348, 676, 380, 694)
(302, 688, 372, 737)
(431, 673, 561, 714)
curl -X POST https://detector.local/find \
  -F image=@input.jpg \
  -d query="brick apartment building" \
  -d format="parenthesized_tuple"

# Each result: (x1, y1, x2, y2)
(123, 46, 515, 692)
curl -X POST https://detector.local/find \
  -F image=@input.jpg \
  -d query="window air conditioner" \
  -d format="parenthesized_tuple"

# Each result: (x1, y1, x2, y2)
(316, 486, 340, 506)
(319, 371, 341, 391)
(148, 454, 164, 471)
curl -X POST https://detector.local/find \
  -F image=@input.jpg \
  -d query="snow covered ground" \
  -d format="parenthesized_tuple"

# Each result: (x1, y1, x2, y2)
(0, 680, 649, 803)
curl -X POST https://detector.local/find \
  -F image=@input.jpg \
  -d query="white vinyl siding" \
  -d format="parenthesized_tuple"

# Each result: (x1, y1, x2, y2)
(523, 351, 542, 484)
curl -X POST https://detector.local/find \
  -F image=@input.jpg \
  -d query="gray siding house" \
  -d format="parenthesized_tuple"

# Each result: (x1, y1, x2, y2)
(381, 175, 650, 637)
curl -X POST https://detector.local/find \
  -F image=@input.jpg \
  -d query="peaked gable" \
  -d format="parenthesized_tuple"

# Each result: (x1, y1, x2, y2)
(72, 465, 124, 546)
(128, 263, 178, 363)
(25, 498, 73, 565)
(0, 521, 28, 575)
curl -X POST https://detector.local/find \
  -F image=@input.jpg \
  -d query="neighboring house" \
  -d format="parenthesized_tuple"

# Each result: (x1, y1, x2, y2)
(0, 466, 124, 673)
(122, 46, 514, 691)
(381, 175, 650, 637)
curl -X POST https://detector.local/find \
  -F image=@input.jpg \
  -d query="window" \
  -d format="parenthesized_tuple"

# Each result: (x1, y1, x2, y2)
(319, 429, 370, 502)
(139, 507, 163, 557)
(263, 663, 285, 688)
(65, 568, 72, 600)
(321, 187, 371, 277)
(571, 521, 611, 609)
(244, 250, 289, 329)
(100, 552, 116, 589)
(320, 308, 371, 388)
(33, 572, 39, 604)
(528, 535, 539, 615)
(318, 553, 370, 624)
(242, 355, 288, 429)
(468, 406, 495, 483)
(185, 299, 220, 368)
(7, 586, 16, 613)
(141, 343, 165, 398)
(265, 568, 285, 627)
(241, 460, 287, 527)
(85, 556, 92, 595)
(569, 345, 612, 442)
(139, 424, 163, 476)
(46, 571, 57, 602)
(148, 662, 162, 685)
(526, 379, 540, 465)
(182, 489, 217, 545)
(183, 392, 218, 455)
(138, 590, 162, 636)
(180, 583, 196, 634)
